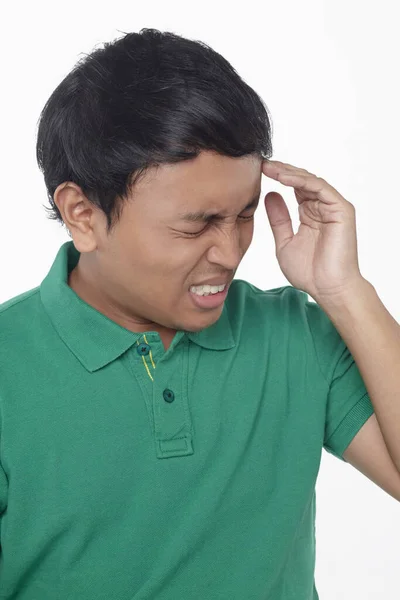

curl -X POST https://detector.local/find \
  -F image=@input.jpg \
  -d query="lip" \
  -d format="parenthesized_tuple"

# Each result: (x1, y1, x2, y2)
(189, 282, 230, 309)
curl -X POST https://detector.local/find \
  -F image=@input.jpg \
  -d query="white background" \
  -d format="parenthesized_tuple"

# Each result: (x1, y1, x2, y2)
(1, 0, 399, 597)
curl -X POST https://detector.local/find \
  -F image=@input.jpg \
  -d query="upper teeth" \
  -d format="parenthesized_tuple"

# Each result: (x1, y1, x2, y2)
(190, 284, 226, 296)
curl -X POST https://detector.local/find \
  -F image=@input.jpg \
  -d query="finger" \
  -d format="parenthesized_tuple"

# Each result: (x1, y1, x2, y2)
(268, 172, 347, 207)
(263, 160, 311, 176)
(264, 192, 294, 252)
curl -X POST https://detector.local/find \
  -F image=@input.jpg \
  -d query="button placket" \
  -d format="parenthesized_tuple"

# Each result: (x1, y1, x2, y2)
(153, 338, 193, 458)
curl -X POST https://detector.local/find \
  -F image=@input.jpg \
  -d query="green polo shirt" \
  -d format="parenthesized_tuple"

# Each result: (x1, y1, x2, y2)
(0, 240, 374, 600)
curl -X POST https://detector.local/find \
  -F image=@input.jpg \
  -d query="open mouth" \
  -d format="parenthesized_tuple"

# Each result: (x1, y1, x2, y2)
(188, 283, 229, 309)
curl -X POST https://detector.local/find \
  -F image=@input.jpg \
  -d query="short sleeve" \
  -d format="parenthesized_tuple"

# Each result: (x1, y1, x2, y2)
(0, 461, 6, 515)
(303, 293, 375, 463)
(0, 406, 8, 515)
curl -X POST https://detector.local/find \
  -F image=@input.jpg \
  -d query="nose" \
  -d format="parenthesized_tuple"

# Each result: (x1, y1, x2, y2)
(206, 225, 245, 271)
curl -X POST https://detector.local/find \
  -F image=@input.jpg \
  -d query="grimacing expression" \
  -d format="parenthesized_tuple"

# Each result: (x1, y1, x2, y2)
(56, 151, 263, 334)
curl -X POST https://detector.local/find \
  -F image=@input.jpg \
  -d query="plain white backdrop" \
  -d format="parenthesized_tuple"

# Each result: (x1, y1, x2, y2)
(1, 0, 399, 598)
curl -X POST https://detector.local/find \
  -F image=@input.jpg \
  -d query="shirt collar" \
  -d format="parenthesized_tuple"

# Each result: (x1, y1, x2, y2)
(40, 241, 235, 372)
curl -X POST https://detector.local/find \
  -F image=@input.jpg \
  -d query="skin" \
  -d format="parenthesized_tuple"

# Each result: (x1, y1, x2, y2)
(54, 150, 263, 351)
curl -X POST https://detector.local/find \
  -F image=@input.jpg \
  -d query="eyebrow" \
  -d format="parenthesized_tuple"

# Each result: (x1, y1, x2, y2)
(178, 190, 262, 223)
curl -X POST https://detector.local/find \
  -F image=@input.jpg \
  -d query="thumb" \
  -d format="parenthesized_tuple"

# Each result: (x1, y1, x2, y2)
(264, 192, 294, 252)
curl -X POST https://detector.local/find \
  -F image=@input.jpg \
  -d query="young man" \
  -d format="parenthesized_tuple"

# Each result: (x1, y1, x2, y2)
(0, 28, 399, 600)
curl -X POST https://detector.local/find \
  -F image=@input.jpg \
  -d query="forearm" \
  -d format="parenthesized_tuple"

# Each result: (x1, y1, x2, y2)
(316, 278, 400, 473)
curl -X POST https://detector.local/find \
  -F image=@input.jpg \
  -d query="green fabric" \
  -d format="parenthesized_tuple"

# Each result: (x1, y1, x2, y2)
(0, 241, 374, 600)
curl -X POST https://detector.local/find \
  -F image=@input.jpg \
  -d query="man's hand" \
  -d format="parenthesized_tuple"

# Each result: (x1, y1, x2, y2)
(262, 159, 365, 302)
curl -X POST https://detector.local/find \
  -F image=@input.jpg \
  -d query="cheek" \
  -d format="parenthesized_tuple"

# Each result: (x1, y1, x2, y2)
(240, 223, 254, 248)
(138, 238, 199, 286)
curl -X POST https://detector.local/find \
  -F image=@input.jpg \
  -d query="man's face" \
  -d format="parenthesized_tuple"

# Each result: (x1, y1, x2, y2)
(67, 150, 263, 334)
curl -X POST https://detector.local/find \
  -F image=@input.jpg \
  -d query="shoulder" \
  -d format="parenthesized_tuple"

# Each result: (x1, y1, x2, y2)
(0, 286, 40, 317)
(225, 278, 312, 324)
(225, 279, 341, 366)
(0, 286, 41, 352)
(0, 286, 41, 321)
(228, 279, 339, 334)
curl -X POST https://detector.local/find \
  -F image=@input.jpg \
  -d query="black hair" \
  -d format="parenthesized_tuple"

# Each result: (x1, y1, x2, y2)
(36, 28, 273, 236)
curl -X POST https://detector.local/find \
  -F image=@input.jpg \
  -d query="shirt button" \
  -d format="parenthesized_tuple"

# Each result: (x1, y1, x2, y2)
(137, 343, 150, 356)
(163, 389, 175, 403)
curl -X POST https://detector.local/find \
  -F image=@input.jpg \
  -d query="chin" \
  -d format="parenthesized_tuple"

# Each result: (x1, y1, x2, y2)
(183, 313, 222, 333)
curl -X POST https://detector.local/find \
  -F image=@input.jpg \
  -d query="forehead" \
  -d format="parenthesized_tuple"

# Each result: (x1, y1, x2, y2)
(135, 151, 263, 217)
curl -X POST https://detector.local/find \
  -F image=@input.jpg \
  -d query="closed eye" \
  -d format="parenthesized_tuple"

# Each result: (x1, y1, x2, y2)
(182, 214, 255, 237)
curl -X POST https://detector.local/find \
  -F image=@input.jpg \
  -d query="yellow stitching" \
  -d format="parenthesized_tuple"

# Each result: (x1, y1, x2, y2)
(143, 333, 156, 369)
(141, 355, 154, 382)
(149, 352, 156, 370)
(136, 335, 155, 380)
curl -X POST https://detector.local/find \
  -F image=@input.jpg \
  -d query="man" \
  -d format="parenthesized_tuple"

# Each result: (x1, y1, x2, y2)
(0, 28, 399, 600)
